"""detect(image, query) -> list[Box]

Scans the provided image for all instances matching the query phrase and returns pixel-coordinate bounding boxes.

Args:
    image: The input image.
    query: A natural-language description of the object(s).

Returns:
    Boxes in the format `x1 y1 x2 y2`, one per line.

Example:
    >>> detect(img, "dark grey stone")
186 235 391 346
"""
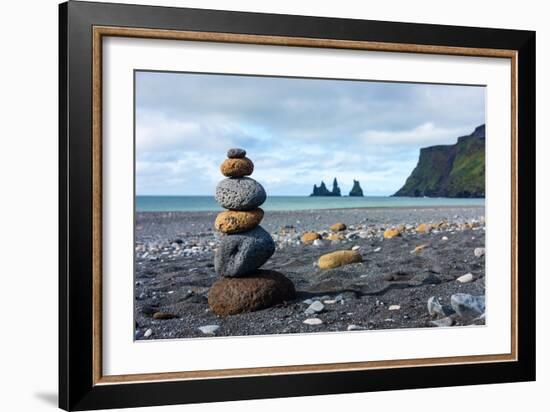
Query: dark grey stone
227 148 246 158
215 177 266 210
215 226 275 277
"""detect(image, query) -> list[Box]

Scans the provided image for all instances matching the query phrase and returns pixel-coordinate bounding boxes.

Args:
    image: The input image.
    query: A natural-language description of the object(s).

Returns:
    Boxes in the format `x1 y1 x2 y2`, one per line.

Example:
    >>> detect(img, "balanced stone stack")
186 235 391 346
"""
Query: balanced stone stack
208 148 295 316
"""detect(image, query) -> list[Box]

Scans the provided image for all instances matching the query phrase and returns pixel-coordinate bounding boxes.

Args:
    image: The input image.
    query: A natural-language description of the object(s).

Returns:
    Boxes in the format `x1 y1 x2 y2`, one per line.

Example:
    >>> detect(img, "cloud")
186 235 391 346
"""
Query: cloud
135 71 485 196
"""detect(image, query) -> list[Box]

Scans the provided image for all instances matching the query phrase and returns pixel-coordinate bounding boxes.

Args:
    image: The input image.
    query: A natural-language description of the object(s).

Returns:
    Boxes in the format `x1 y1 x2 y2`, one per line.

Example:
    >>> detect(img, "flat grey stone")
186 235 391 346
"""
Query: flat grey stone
451 293 485 319
215 177 266 210
214 226 275 277
227 148 246 158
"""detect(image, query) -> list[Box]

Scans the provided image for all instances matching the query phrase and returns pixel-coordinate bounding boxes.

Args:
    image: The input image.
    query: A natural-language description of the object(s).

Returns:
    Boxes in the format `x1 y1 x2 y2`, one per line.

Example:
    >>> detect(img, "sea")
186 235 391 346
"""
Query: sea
136 196 485 212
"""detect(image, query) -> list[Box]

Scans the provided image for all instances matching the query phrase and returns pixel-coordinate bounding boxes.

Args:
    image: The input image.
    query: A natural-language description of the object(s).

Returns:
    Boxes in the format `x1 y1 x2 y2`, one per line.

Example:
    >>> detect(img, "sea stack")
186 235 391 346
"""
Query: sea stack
349 180 364 197
208 148 296 316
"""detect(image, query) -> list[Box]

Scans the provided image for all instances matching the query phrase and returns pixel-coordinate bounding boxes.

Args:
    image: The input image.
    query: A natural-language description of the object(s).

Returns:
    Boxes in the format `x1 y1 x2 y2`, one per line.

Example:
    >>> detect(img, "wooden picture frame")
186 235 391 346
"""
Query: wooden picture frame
59 1 535 410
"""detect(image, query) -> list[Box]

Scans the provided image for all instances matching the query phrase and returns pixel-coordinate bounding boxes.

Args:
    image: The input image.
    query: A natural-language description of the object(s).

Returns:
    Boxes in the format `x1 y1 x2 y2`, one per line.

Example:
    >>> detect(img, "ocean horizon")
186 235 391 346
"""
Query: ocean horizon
136 195 485 212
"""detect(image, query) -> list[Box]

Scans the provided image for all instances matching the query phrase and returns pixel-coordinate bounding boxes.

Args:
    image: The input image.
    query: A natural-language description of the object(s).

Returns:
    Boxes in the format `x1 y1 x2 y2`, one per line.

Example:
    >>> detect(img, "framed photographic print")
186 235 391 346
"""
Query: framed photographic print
59 1 536 410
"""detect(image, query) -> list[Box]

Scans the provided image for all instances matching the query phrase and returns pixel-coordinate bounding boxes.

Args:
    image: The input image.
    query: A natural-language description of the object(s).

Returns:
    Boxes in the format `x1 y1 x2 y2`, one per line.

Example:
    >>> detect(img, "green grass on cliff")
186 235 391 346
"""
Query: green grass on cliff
394 126 485 198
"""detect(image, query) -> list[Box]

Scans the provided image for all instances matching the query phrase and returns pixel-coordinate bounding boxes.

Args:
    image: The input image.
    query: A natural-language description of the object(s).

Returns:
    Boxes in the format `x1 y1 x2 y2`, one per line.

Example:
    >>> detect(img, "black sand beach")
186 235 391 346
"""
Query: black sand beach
135 206 485 340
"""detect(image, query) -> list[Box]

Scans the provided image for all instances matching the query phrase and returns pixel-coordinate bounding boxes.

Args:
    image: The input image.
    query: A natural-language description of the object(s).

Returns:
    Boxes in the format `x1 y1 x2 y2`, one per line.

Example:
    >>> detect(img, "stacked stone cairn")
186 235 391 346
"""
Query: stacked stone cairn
207 148 296 316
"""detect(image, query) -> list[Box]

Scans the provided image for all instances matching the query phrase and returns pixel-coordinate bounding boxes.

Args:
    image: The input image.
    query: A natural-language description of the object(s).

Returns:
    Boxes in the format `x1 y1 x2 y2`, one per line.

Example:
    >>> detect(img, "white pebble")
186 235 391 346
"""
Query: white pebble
442 236 449 241
474 247 486 257
456 273 474 283
198 325 220 335
323 300 337 304
347 324 364 331
144 329 152 338
373 247 382 252
351 245 361 251
303 318 323 325
388 305 401 311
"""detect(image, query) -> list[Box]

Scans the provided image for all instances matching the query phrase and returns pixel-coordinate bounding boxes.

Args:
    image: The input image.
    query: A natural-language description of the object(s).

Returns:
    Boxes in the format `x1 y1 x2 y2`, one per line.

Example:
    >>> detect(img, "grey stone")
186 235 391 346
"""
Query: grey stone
215 177 266 210
214 226 275 277
305 300 325 315
312 239 327 247
227 148 246 158
427 296 444 317
451 293 485 320
198 325 220 335
430 317 455 327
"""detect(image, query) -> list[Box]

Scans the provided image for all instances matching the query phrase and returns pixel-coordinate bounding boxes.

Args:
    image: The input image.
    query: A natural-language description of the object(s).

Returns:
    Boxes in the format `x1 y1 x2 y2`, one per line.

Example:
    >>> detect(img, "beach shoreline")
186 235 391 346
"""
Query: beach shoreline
135 205 486 340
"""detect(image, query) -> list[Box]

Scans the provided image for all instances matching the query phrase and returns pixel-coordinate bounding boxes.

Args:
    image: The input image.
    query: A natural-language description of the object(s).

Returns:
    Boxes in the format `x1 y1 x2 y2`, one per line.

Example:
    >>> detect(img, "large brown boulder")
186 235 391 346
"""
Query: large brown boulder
208 270 296 316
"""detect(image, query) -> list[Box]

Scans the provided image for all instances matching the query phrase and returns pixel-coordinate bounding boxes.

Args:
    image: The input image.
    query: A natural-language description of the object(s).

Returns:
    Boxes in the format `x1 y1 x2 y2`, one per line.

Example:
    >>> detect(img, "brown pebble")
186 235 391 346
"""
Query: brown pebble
329 222 347 232
301 231 321 243
152 312 177 320
318 250 362 269
220 157 254 177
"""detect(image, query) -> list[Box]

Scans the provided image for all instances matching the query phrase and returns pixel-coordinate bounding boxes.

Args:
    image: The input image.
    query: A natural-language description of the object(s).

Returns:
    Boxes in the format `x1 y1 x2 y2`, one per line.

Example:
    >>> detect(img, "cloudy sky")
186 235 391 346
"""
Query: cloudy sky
135 71 485 196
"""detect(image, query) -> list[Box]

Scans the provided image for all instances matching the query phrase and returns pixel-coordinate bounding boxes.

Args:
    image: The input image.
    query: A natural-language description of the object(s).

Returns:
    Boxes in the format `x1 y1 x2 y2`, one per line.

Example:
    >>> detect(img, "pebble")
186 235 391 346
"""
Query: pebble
373 247 382 252
351 245 361 251
323 300 337 304
303 318 323 325
301 231 322 243
143 329 152 338
303 299 314 305
347 324 364 331
431 317 454 327
305 301 325 315
410 244 427 254
442 236 449 241
198 325 220 335
312 239 327 247
227 148 246 158
388 305 401 311
474 247 486 257
330 222 347 232
318 250 362 269
456 273 474 283
427 296 444 317
152 312 177 320
451 293 485 319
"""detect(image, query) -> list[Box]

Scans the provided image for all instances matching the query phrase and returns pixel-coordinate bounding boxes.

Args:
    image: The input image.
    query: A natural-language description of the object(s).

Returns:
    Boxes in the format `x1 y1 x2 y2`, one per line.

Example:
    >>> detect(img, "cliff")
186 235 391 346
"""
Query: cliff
393 125 485 198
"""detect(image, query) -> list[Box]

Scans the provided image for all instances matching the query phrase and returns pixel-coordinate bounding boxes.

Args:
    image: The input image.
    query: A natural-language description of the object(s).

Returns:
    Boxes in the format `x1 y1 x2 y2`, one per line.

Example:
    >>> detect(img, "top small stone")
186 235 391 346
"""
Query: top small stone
227 148 246 159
